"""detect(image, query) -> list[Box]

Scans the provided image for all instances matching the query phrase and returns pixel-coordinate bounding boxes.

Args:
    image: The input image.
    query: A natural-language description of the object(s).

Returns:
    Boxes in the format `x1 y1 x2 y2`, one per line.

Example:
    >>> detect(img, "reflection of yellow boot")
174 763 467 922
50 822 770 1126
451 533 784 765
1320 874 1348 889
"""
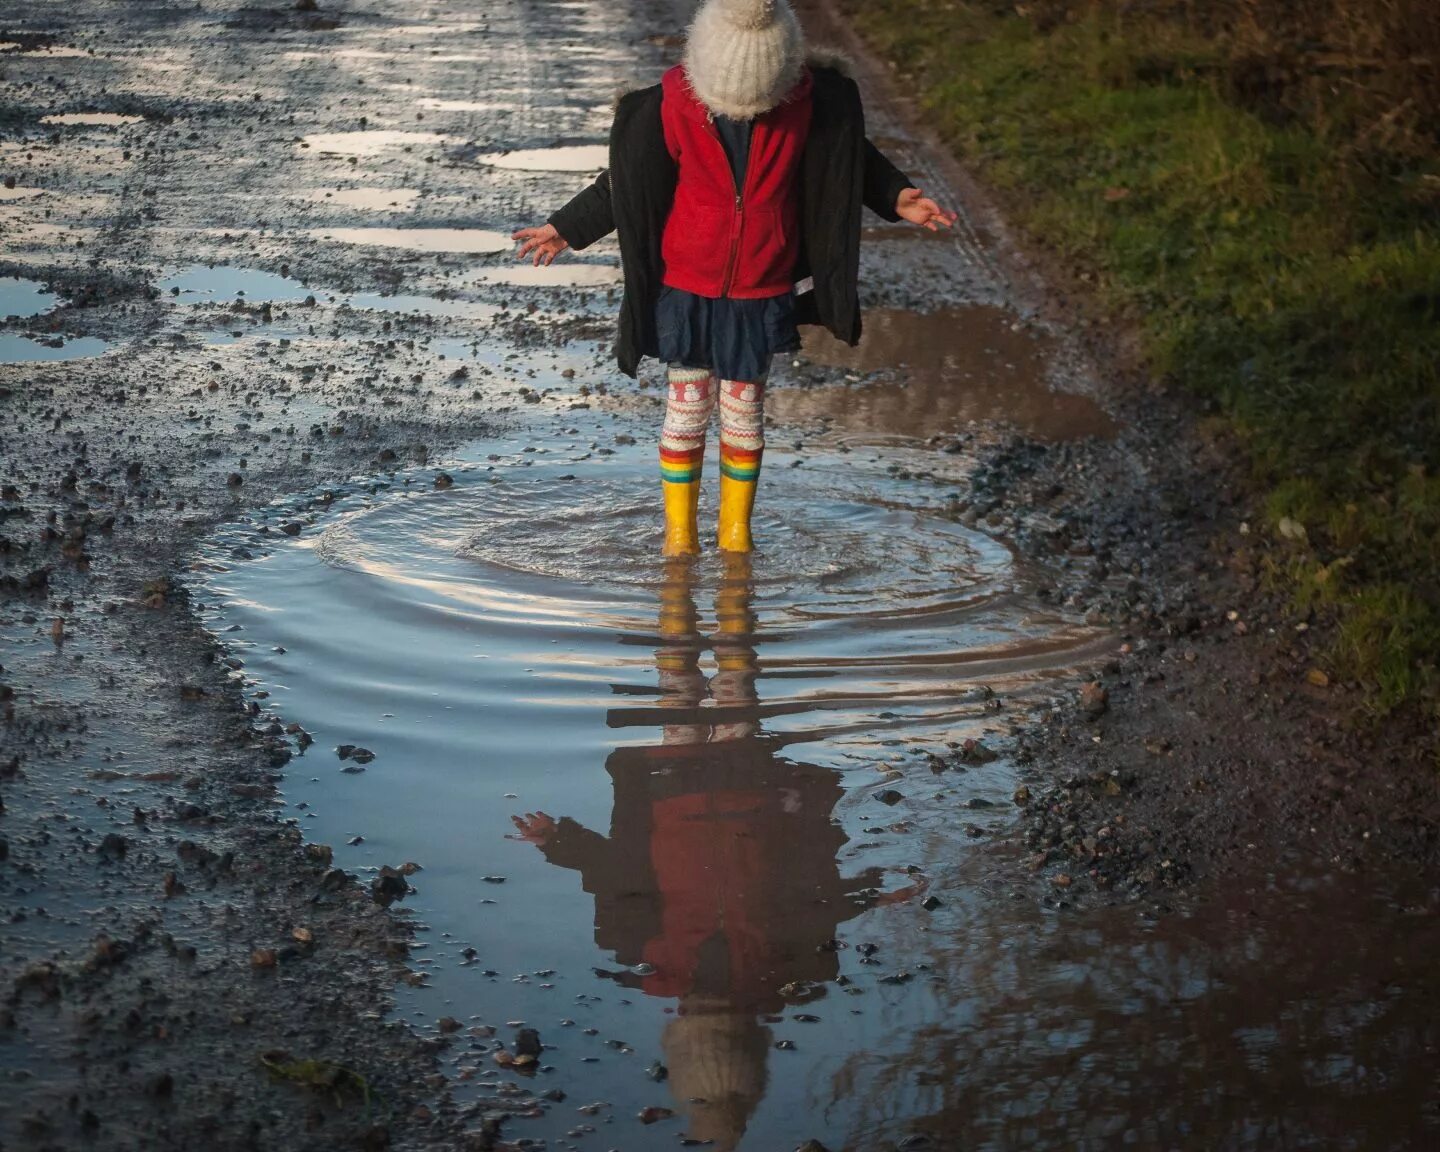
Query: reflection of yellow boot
717 446 760 553
661 478 701 557
711 553 759 741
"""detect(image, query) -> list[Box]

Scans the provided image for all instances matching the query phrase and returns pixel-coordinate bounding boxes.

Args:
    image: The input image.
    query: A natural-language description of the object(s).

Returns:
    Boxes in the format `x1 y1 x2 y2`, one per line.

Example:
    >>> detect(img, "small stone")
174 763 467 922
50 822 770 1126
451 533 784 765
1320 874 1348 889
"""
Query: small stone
639 1106 675 1124
371 872 408 904
1079 682 1108 718
437 1016 462 1034
1013 785 1031 806
1305 668 1329 688
251 948 277 968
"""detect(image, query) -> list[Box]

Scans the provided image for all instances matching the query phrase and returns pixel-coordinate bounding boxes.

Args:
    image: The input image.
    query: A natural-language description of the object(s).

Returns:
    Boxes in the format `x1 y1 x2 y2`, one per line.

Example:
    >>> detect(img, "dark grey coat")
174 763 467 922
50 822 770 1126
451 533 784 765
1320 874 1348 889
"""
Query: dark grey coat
548 64 912 378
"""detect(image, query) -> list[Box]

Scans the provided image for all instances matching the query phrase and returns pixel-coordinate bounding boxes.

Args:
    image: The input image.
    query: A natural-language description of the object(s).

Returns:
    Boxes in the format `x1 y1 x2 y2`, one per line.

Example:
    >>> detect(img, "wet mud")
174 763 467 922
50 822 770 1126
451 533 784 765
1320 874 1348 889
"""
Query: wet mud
3 0 1439 1147
778 304 1115 445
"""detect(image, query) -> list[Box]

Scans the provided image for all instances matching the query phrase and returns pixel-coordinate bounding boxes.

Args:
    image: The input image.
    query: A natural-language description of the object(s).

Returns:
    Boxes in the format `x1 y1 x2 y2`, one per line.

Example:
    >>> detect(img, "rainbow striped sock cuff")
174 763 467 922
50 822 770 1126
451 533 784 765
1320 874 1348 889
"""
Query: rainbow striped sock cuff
660 444 705 484
719 443 762 482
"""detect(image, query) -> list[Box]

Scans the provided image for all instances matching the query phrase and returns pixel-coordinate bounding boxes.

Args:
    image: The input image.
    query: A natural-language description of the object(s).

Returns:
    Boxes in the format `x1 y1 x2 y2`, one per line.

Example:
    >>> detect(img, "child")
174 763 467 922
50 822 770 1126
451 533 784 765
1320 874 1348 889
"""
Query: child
513 0 955 555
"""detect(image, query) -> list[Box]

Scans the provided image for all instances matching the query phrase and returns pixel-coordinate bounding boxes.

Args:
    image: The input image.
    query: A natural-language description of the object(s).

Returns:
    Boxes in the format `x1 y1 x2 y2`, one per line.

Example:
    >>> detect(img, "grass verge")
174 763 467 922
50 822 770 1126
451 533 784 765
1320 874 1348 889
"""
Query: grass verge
840 0 1440 717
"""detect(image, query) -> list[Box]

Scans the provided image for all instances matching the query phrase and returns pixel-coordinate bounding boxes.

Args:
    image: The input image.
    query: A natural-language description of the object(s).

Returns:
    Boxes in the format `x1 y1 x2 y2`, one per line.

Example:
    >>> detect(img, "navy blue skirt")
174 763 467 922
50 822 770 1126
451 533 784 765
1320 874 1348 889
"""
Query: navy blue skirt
653 286 799 382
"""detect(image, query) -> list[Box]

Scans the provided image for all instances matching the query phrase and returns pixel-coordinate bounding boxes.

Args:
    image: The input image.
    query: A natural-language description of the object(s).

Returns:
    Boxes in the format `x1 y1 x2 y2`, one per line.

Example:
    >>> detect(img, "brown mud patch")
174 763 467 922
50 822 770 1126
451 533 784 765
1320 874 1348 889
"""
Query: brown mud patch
772 304 1115 444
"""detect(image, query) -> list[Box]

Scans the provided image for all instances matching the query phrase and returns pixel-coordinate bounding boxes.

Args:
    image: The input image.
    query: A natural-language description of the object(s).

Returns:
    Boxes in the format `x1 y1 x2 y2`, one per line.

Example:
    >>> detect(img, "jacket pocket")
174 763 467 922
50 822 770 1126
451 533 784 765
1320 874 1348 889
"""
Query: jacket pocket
662 205 726 285
738 208 790 290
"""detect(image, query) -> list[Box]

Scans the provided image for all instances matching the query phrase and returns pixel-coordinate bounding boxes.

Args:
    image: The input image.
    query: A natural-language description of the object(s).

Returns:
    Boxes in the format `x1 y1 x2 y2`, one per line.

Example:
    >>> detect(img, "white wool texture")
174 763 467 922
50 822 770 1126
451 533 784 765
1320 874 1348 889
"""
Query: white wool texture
683 0 805 120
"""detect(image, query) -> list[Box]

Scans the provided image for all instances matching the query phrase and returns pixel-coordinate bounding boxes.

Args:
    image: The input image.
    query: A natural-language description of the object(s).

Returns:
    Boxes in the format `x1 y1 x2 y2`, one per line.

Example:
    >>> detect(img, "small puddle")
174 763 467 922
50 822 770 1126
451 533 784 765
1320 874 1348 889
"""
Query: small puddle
299 131 447 156
772 305 1115 444
471 262 623 288
0 276 58 319
305 227 511 254
416 99 519 113
159 265 498 320
40 112 144 126
0 334 110 363
479 144 608 172
303 187 420 211
0 43 91 58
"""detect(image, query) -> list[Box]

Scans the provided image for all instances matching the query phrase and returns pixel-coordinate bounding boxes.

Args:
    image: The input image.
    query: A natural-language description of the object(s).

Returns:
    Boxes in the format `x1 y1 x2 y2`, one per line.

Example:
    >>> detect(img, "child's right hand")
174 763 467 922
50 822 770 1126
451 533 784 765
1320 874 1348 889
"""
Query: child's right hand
512 223 570 265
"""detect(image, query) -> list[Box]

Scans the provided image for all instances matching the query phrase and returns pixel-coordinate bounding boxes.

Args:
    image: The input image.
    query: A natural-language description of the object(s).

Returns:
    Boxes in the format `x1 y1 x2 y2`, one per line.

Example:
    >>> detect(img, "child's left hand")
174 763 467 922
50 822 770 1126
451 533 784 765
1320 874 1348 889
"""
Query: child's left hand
895 188 958 232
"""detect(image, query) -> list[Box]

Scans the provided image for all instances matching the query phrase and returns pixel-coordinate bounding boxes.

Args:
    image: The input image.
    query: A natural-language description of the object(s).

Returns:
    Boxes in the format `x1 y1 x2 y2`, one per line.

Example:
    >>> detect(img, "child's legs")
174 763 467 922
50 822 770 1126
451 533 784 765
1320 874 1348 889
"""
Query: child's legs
659 365 716 484
718 378 765 482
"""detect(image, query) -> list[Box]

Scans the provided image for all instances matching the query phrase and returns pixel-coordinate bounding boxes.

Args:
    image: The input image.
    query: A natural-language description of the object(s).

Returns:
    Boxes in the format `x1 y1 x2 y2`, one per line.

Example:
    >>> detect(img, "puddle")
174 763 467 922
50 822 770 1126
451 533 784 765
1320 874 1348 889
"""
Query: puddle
303 187 420 211
0 276 58 319
0 334 110 362
299 131 447 156
305 227 511 254
415 99 519 113
159 265 498 320
773 305 1116 444
0 43 91 58
39 112 144 126
192 417 1109 1151
470 262 623 288
479 144 609 172
362 23 487 36
840 868 1440 1149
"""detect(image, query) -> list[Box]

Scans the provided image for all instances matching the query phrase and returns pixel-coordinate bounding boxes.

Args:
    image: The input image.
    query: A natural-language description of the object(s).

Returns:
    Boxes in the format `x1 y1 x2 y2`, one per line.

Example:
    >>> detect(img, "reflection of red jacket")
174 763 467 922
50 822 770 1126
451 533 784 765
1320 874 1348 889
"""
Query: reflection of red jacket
539 743 881 1014
659 65 813 299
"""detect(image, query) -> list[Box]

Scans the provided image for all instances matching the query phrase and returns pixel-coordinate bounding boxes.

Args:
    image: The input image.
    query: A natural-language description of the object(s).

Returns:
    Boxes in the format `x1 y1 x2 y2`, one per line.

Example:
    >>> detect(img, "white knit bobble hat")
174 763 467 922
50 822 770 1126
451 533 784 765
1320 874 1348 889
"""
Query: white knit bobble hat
683 0 805 120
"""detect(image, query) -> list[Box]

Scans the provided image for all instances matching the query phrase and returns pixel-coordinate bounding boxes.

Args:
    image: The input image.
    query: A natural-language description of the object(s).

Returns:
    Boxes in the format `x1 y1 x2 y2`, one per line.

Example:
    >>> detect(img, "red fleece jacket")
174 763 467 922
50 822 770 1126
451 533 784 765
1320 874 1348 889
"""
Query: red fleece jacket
658 64 813 300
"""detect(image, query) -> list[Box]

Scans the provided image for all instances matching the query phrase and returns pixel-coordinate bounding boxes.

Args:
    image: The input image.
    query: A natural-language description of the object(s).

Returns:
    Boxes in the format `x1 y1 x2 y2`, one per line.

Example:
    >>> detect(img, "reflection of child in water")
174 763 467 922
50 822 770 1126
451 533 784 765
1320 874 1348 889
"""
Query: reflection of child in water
512 556 924 1149
512 0 954 557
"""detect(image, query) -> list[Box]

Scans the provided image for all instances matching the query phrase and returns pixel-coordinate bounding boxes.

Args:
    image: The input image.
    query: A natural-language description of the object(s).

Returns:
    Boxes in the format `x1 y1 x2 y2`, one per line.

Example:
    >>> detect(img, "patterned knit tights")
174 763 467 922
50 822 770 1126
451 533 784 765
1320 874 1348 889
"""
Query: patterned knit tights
659 366 765 484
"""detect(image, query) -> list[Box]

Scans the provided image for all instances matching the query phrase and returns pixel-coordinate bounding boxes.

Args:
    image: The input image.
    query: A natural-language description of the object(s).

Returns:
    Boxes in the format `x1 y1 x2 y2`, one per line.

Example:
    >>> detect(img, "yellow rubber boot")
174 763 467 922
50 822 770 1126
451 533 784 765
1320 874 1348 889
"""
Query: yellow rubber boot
716 450 759 552
661 478 701 557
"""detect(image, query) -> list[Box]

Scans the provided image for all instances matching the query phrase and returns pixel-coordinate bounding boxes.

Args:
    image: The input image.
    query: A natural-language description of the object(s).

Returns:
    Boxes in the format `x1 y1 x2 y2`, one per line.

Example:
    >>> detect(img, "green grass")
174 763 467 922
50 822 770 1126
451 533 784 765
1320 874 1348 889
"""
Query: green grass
841 1 1440 717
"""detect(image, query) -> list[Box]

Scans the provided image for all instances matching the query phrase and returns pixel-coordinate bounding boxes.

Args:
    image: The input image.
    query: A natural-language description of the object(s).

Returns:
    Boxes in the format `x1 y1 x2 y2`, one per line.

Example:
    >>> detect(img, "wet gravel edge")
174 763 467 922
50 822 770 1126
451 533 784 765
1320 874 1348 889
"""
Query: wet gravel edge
942 302 1440 913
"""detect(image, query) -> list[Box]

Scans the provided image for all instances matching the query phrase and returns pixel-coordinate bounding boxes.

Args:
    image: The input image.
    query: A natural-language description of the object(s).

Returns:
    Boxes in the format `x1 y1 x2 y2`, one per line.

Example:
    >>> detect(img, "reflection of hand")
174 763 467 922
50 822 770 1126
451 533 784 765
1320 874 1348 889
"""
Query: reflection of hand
509 811 557 845
874 873 930 907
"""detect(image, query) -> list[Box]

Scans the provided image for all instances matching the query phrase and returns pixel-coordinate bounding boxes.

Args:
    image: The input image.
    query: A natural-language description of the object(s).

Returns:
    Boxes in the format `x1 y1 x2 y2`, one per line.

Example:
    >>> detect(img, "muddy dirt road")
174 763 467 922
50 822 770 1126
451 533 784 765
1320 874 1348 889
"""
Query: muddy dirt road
4 0 1440 1149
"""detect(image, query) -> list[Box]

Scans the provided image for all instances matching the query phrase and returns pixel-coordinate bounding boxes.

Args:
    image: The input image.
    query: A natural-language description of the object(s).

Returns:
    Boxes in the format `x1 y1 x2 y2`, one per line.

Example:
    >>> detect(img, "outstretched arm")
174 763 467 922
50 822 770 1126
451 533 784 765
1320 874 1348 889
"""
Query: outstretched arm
513 169 616 264
509 811 611 873
862 139 957 231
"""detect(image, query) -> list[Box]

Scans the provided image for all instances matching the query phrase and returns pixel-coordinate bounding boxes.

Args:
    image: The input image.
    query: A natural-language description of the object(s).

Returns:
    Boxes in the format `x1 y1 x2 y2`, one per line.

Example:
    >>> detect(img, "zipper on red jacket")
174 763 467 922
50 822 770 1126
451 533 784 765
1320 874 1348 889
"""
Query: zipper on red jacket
709 111 749 298
720 192 743 296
